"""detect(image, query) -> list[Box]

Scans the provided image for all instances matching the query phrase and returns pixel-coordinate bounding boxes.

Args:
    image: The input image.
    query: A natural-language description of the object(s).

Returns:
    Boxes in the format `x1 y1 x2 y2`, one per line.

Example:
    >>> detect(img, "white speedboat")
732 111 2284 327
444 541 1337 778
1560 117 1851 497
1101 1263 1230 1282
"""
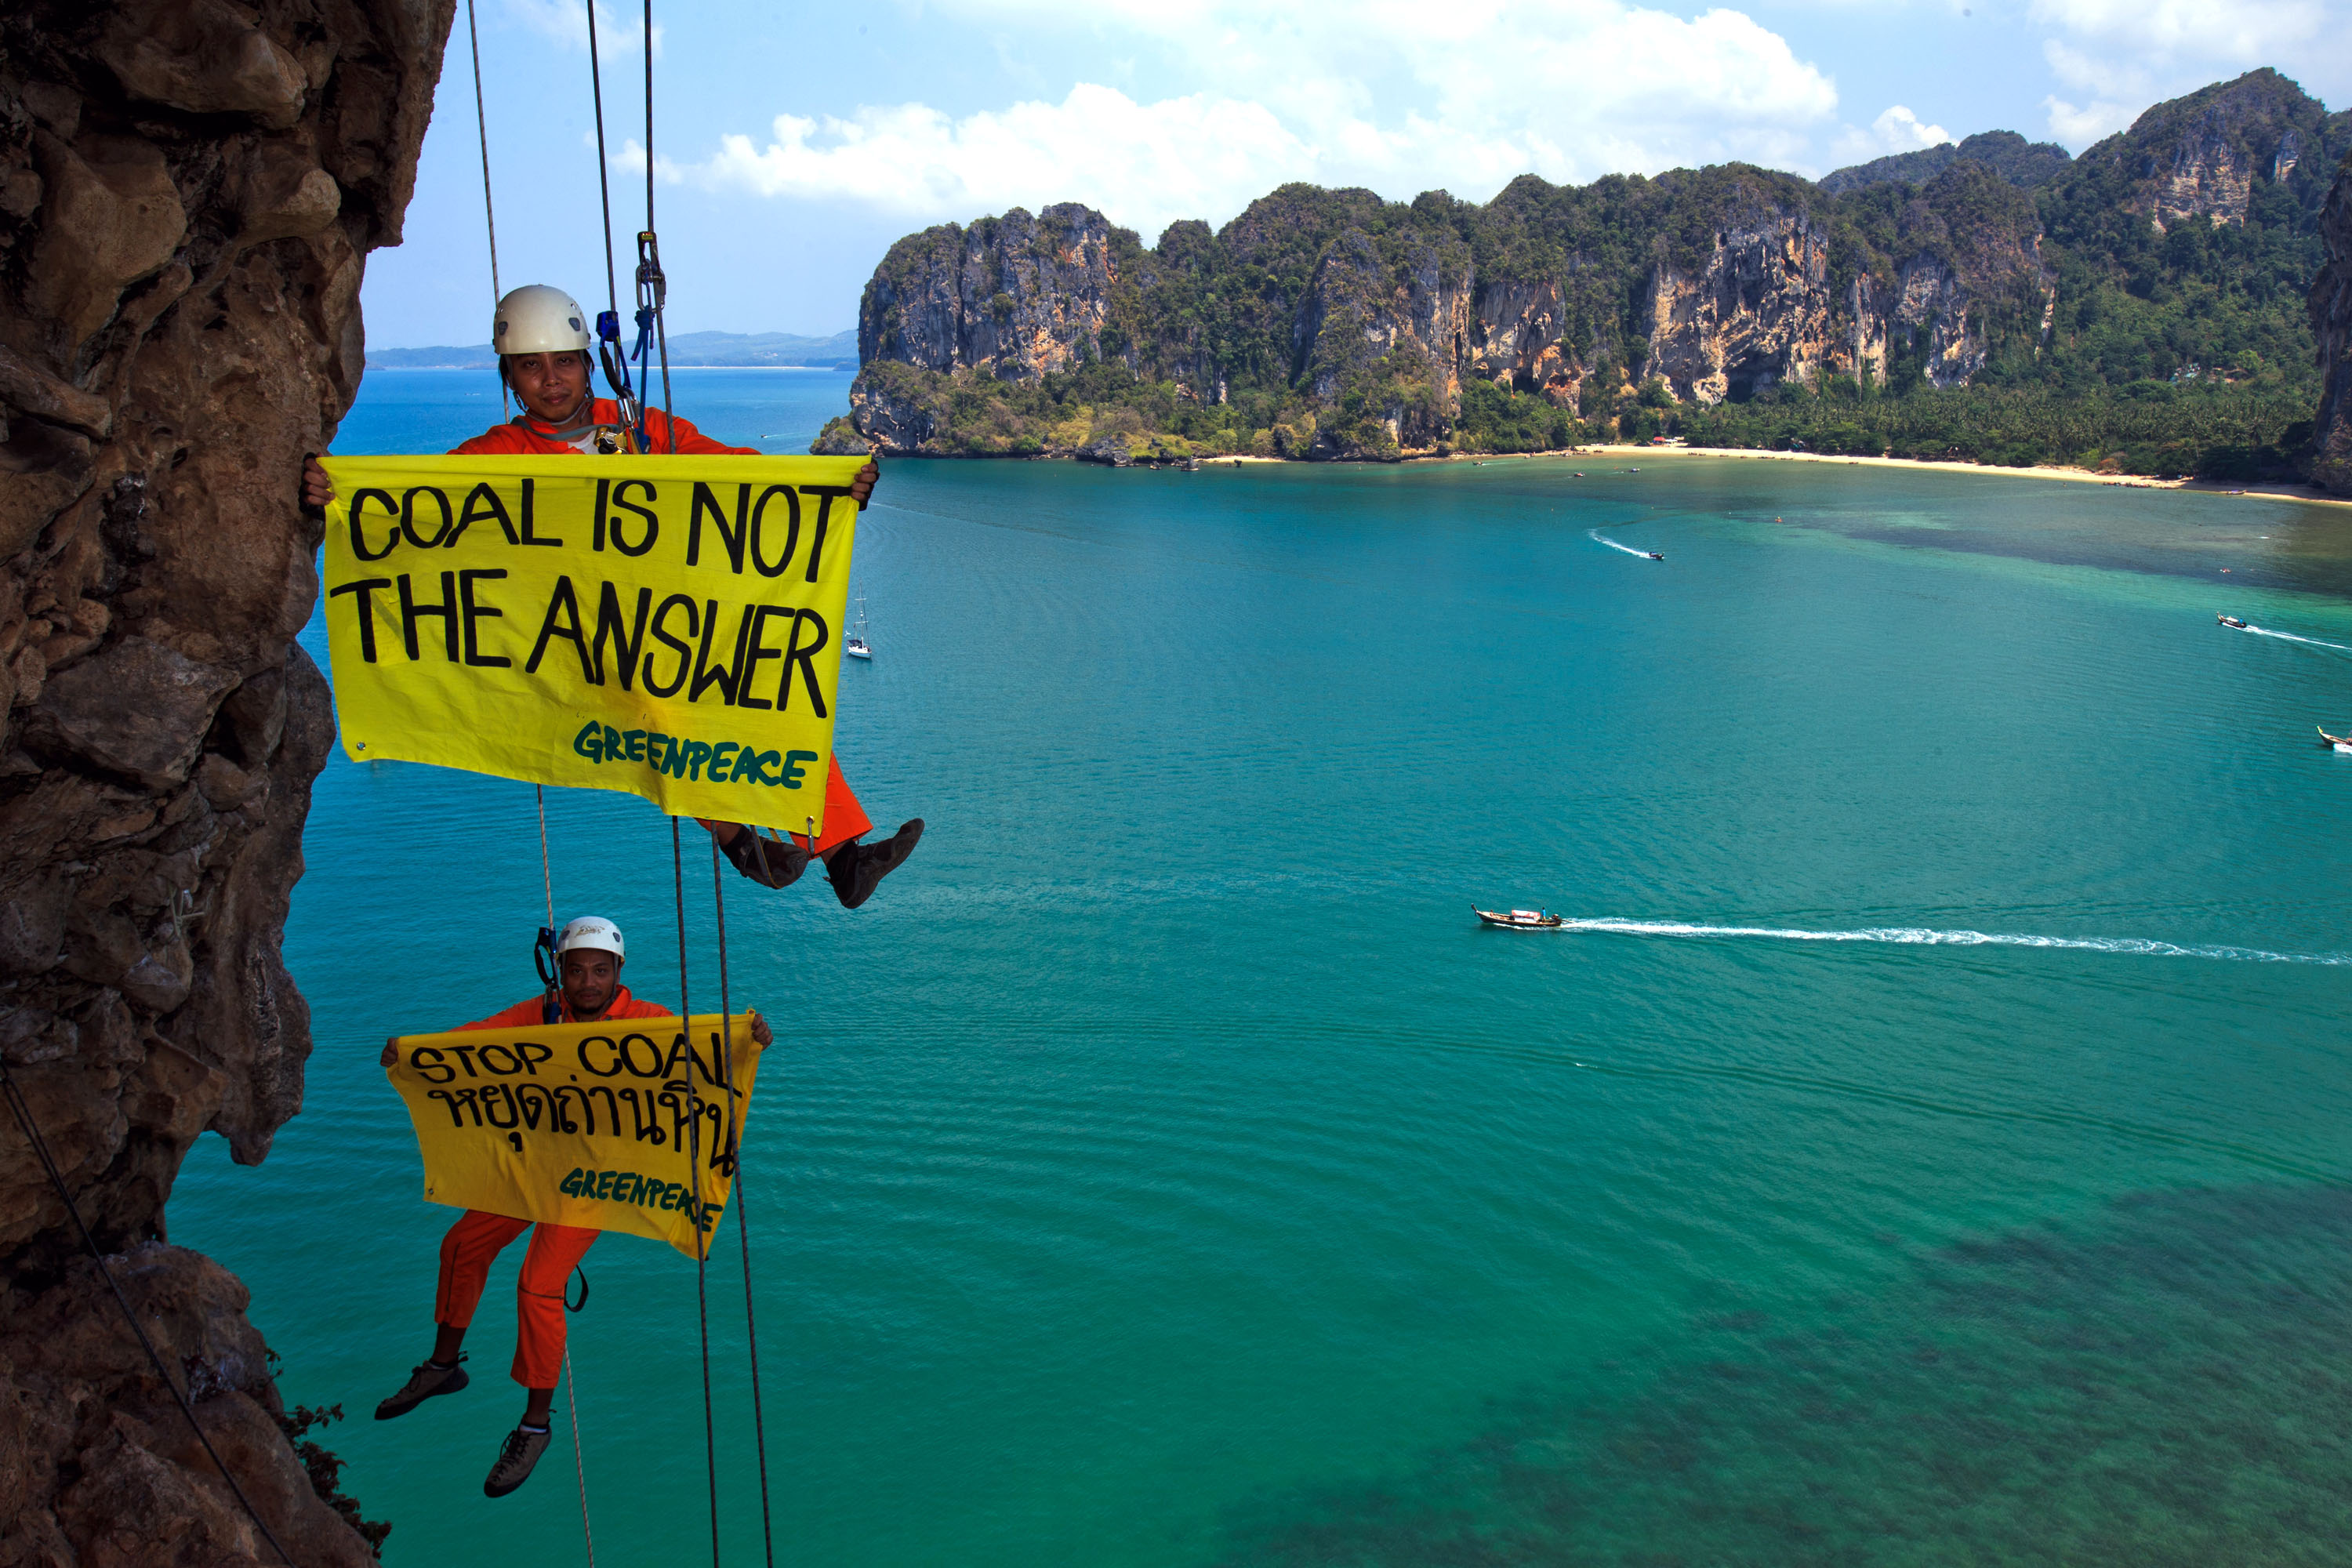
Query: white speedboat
1474 906 1564 929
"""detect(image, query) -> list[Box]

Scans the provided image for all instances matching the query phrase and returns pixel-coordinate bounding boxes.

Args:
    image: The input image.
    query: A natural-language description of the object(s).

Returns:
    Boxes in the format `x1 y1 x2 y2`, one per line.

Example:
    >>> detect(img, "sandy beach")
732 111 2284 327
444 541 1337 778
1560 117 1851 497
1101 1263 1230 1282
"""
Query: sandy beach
1470 442 2352 510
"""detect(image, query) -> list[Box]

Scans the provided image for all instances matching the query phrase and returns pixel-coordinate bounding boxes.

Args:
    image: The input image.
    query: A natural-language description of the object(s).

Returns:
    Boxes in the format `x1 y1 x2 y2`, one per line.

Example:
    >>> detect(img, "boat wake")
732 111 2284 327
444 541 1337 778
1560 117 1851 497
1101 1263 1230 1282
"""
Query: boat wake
1588 529 1654 558
1543 917 2351 966
2242 625 2352 652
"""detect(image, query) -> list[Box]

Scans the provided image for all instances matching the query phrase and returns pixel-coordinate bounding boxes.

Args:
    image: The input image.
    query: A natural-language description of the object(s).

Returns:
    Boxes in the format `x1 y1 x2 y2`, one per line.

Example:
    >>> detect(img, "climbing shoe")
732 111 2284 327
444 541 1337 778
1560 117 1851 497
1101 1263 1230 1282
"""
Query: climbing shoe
721 826 810 889
374 1356 468 1420
828 818 924 909
484 1423 552 1497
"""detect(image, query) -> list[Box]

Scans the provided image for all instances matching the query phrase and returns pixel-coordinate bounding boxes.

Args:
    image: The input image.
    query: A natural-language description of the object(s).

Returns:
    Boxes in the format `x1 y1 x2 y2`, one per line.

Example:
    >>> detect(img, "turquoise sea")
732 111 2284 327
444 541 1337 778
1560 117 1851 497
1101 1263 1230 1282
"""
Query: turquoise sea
174 370 2352 1564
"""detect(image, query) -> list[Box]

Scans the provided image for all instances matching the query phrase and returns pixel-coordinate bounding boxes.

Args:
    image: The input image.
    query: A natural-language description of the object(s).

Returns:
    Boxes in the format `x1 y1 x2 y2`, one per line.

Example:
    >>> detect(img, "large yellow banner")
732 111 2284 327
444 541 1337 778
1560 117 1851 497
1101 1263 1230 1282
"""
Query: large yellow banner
386 1014 764 1258
321 455 863 829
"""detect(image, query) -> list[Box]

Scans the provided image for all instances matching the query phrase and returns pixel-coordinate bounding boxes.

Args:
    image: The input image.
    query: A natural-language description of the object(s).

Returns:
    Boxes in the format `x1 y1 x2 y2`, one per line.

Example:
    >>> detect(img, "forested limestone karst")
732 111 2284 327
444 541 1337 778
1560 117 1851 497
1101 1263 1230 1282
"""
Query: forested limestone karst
2307 147 2352 490
823 69 2350 470
0 2 454 1561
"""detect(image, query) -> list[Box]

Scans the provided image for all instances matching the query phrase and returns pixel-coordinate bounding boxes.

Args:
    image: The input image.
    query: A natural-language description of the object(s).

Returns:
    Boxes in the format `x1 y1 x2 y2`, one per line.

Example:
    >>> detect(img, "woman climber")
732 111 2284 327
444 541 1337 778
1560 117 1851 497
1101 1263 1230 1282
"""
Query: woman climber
373 916 769 1497
302 283 921 906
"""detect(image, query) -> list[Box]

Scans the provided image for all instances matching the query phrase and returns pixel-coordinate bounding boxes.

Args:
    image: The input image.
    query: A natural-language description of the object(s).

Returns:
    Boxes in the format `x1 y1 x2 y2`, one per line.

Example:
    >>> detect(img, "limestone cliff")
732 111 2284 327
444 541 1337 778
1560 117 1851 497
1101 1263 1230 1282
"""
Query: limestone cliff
832 67 2345 463
839 164 2050 458
0 2 452 1561
2308 152 2352 491
2071 68 2352 230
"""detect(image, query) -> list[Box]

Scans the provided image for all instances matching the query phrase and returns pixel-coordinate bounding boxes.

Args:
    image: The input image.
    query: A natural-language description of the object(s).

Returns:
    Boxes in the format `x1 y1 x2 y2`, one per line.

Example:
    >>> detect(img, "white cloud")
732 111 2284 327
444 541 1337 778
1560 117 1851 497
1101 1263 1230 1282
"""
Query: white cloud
670 86 1312 241
660 0 1840 233
2043 96 2140 143
1876 105 1955 149
1827 103 1955 165
2027 0 2322 64
2027 0 2346 146
504 0 659 56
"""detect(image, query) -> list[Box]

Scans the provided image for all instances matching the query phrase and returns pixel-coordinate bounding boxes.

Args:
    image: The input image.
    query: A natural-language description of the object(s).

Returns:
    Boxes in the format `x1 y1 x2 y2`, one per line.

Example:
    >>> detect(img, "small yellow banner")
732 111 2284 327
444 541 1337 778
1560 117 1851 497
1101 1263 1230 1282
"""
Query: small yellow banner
320 454 863 830
386 1014 764 1258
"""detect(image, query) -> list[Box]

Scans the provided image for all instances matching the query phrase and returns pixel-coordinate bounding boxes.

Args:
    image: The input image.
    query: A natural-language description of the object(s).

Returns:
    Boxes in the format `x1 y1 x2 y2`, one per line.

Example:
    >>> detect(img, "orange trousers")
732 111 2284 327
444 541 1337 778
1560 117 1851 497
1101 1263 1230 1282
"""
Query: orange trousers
807 755 872 855
435 1210 597 1389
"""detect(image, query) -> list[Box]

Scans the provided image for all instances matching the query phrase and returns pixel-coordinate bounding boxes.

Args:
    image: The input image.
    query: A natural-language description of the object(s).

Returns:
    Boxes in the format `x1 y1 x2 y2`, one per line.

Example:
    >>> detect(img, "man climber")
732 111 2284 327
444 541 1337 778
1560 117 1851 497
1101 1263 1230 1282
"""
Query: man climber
374 916 772 1497
302 283 920 906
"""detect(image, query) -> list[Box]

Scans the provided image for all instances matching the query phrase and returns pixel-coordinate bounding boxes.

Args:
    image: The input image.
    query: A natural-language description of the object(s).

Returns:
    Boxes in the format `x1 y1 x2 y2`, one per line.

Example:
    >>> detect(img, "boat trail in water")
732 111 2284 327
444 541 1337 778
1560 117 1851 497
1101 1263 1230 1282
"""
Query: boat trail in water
2240 624 2352 652
1526 917 2352 966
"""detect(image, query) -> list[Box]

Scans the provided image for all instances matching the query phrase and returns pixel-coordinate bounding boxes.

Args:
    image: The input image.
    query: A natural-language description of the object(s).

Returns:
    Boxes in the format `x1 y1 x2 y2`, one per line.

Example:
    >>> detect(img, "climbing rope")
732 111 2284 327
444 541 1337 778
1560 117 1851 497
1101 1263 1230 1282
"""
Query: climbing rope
673 820 723 1566
710 841 779 1568
639 0 676 450
584 0 620 324
0 1062 298 1566
535 784 598 1567
463 0 509 419
583 0 646 448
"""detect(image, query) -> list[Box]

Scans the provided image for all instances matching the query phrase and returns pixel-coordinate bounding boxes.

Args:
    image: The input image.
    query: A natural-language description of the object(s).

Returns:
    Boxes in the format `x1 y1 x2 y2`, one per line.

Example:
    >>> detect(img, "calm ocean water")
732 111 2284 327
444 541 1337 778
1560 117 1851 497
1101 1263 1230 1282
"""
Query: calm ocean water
172 370 2352 1564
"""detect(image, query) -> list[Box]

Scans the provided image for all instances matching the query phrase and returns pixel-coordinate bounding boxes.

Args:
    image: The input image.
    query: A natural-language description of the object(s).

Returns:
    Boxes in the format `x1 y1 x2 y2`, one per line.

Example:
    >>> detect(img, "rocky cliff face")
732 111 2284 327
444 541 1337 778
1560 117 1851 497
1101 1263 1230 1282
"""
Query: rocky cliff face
2308 154 2352 491
1639 211 1849 403
1289 219 1472 454
0 2 452 1560
834 68 2347 464
857 202 1131 382
2073 68 2352 230
838 152 2063 459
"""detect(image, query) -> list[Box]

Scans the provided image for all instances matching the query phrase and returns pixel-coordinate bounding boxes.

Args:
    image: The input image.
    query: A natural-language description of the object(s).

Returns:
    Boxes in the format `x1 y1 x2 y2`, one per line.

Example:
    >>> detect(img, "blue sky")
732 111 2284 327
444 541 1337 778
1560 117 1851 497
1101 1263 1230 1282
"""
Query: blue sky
361 0 2352 346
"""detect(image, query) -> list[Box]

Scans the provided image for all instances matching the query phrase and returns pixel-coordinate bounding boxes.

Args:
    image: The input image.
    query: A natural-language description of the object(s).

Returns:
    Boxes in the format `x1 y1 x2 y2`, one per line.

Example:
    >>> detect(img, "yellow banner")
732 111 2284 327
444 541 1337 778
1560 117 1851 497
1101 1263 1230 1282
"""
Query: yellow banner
320 455 863 829
386 1014 764 1258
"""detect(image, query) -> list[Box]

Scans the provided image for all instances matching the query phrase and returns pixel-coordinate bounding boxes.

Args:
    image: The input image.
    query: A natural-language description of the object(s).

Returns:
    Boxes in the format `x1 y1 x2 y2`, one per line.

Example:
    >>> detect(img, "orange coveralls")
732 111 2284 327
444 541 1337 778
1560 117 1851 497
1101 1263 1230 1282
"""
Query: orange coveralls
451 401 871 851
435 983 673 1388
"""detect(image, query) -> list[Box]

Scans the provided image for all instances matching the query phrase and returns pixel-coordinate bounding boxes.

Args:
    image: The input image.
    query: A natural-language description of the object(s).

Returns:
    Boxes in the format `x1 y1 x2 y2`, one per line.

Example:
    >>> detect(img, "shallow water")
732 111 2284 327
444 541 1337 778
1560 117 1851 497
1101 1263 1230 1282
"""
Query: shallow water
172 374 2352 1564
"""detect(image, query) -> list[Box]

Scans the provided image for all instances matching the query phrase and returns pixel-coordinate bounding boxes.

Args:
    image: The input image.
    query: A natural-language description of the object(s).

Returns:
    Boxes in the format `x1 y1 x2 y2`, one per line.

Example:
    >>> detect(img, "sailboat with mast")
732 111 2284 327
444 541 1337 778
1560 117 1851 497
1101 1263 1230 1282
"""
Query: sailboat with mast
845 595 873 660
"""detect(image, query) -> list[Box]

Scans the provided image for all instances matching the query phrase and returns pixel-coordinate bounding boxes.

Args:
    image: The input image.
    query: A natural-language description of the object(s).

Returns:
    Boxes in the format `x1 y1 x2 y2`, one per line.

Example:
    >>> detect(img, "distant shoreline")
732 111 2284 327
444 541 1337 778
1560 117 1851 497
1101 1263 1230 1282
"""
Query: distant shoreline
1403 442 2352 509
973 442 2344 506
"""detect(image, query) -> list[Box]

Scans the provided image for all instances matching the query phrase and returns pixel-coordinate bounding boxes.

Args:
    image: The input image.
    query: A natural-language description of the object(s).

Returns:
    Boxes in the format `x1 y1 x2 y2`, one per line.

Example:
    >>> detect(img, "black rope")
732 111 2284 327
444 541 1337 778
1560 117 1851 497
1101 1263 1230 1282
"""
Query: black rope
641 0 655 238
674 819 721 1566
465 0 508 419
585 0 619 321
641 0 676 451
710 840 778 1567
0 1062 297 1566
466 0 501 302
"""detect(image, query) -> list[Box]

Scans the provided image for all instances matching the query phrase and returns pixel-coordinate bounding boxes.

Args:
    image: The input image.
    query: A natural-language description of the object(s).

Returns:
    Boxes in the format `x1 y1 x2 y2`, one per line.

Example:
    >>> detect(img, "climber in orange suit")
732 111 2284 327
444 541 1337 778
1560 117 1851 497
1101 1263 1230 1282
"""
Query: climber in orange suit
372 915 774 1497
302 282 921 906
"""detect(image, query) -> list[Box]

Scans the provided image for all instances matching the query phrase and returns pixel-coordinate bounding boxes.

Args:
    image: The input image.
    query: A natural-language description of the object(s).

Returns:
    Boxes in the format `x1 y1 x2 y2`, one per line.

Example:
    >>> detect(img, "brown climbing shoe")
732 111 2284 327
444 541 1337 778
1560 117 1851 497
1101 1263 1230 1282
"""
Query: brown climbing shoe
829 818 924 909
375 1356 468 1420
484 1423 552 1497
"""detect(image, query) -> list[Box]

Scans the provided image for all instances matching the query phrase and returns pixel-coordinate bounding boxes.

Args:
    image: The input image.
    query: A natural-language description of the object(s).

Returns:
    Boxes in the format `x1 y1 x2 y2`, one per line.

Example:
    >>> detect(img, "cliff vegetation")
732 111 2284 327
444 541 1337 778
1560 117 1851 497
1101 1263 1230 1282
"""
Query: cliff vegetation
821 68 2348 481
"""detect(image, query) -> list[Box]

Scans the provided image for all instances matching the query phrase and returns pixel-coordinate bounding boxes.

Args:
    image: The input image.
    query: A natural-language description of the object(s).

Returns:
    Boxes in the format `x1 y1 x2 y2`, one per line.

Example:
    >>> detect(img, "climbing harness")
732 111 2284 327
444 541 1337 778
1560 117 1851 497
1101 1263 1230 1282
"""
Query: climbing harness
0 1061 298 1567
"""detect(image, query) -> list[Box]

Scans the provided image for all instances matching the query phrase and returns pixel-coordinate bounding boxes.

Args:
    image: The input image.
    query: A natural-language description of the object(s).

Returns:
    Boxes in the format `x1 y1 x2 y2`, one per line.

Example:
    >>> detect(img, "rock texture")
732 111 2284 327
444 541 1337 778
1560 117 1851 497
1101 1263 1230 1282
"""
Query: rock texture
843 166 2051 457
2072 68 2351 231
2308 151 2352 491
837 67 2349 463
0 1 453 1559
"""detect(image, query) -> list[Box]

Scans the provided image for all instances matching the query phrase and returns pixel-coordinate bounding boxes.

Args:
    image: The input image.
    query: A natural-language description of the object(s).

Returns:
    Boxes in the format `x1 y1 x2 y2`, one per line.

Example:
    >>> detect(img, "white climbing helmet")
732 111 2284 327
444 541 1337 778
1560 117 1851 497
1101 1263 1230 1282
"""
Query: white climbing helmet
492 284 593 356
554 916 625 964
